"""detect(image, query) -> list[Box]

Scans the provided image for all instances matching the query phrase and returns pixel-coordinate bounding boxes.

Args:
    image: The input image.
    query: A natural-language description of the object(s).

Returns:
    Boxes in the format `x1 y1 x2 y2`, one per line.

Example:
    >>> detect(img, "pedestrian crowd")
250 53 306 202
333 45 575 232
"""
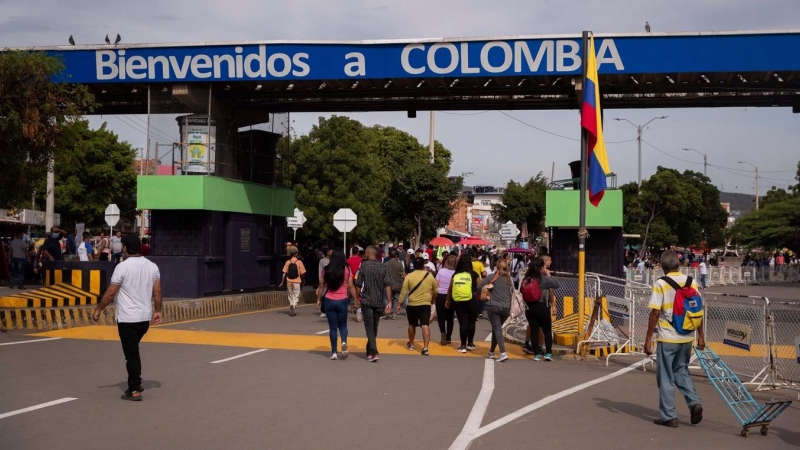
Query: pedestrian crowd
282 240 558 363
2 227 148 289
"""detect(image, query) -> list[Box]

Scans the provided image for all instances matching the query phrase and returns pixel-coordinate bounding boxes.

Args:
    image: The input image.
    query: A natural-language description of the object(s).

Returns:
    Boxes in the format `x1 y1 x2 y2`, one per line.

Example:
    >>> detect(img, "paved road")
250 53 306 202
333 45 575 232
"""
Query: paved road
2 304 799 449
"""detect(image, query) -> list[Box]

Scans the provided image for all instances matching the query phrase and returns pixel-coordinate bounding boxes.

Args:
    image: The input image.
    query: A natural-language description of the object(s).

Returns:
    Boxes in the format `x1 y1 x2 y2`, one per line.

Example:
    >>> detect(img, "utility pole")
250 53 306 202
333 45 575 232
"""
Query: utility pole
45 156 55 230
682 148 707 176
738 161 759 211
613 116 668 188
428 111 435 164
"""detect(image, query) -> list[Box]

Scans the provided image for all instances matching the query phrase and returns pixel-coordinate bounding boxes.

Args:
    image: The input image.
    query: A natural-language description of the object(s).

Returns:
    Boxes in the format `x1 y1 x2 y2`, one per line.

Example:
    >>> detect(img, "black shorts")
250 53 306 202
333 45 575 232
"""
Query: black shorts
406 305 431 327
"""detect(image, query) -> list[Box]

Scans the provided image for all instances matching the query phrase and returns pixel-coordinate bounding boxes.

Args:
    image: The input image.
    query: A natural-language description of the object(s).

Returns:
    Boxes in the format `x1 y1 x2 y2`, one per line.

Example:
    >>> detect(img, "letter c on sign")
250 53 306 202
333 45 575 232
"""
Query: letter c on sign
401 44 425 75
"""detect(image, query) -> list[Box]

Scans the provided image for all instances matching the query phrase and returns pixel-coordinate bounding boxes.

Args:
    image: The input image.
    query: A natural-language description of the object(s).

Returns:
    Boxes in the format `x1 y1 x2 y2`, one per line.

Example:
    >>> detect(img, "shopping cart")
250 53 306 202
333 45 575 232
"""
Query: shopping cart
694 346 792 437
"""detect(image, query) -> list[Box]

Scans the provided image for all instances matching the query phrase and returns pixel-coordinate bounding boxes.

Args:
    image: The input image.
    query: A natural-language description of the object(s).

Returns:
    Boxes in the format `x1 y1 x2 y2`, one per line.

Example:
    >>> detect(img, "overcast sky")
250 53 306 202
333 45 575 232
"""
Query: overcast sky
3 0 799 194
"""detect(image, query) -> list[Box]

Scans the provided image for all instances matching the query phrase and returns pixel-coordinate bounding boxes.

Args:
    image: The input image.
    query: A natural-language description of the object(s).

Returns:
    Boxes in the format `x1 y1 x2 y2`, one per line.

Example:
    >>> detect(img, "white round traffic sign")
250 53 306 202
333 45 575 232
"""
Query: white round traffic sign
333 208 357 233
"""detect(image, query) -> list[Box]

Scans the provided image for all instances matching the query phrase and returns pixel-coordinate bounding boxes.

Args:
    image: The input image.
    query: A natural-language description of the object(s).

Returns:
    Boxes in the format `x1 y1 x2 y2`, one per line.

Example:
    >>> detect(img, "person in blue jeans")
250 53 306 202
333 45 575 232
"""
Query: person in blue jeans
645 250 705 428
316 249 357 360
9 232 30 289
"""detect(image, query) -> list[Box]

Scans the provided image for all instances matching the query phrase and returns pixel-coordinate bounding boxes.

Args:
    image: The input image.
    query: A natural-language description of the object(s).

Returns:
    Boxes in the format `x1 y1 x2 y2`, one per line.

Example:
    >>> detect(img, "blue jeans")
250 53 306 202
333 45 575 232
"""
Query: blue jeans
10 257 26 287
323 298 348 353
656 342 701 421
699 274 706 288
112 252 123 264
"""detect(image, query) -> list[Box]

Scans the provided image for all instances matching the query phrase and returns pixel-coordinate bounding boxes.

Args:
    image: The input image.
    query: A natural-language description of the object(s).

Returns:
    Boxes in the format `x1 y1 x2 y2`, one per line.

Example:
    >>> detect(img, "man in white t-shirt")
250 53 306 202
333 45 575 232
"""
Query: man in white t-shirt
110 231 124 264
698 260 708 288
93 234 162 401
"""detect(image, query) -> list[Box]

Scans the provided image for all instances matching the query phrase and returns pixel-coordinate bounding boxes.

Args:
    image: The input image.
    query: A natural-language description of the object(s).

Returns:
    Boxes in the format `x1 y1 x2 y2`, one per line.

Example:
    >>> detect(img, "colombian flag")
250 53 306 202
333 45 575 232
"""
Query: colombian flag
580 34 610 207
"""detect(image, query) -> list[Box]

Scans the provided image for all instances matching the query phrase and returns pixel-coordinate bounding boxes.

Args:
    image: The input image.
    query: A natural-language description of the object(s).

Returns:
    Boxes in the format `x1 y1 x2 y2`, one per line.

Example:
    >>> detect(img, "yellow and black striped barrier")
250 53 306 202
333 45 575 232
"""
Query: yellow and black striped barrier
0 289 315 331
43 265 107 295
0 283 98 308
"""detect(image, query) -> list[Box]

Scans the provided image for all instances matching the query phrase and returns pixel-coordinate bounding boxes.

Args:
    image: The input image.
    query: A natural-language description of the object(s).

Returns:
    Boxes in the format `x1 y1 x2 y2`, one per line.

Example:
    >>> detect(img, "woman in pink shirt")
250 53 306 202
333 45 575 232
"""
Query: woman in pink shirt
316 249 357 360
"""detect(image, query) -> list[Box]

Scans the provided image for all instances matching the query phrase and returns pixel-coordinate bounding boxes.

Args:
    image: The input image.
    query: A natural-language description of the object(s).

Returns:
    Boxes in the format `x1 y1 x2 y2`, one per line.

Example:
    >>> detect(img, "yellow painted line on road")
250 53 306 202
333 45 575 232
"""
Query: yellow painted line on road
35 326 528 359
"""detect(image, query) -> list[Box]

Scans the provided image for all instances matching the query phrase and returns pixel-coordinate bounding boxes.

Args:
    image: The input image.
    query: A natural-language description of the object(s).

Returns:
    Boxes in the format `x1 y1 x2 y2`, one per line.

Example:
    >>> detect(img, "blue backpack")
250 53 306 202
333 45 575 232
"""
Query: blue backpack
660 276 704 335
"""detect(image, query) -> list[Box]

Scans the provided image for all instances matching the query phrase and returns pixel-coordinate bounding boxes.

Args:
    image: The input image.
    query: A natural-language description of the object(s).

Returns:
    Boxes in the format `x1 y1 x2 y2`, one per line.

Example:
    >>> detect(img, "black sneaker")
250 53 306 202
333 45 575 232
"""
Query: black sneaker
421 348 429 356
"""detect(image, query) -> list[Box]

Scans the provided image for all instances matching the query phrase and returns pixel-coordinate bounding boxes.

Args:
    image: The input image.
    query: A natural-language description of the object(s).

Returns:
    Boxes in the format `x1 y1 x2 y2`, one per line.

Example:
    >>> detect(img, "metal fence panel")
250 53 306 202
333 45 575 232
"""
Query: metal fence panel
702 293 770 384
768 301 800 390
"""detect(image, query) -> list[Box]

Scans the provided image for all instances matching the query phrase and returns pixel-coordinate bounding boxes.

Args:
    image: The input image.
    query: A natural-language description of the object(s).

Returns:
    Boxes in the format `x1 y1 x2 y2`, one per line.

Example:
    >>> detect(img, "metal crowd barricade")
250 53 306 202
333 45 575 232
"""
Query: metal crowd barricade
578 273 632 354
606 279 653 368
702 293 773 389
766 301 800 394
708 267 721 287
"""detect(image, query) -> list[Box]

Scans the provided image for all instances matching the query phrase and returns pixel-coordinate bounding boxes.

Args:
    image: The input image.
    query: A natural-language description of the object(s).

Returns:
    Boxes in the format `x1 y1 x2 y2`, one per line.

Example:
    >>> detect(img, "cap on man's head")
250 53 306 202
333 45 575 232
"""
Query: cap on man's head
422 253 430 260
407 249 414 254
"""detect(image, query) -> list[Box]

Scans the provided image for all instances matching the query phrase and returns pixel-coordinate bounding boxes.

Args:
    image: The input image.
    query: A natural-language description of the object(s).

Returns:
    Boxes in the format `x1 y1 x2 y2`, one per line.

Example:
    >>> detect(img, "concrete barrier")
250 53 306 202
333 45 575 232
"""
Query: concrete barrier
0 289 315 331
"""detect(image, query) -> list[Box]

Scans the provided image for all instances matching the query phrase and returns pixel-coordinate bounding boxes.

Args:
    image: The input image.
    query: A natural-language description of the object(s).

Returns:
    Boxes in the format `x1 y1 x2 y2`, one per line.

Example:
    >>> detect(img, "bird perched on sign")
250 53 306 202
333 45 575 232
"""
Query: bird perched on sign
68 35 75 45
105 34 111 44
115 34 121 45
645 21 651 32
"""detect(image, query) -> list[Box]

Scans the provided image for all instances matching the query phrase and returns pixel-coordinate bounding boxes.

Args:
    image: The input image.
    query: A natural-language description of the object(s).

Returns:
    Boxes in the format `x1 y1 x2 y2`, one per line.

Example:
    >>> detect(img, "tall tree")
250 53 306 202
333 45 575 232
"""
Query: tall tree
674 170 728 249
491 174 548 240
289 116 389 243
383 154 461 248
731 196 800 252
623 167 703 251
36 120 138 230
289 116 460 246
0 50 94 208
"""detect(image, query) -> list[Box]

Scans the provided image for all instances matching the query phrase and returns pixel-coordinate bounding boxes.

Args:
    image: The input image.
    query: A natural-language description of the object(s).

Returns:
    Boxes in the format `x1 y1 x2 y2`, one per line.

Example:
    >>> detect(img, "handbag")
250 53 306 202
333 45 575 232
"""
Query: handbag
403 272 430 308
510 288 525 319
480 272 500 301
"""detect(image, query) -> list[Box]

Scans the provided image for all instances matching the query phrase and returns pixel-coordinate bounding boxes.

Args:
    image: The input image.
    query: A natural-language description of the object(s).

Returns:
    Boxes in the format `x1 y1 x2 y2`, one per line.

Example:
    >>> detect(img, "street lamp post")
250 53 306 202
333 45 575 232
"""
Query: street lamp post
682 148 707 176
738 161 759 211
613 116 668 188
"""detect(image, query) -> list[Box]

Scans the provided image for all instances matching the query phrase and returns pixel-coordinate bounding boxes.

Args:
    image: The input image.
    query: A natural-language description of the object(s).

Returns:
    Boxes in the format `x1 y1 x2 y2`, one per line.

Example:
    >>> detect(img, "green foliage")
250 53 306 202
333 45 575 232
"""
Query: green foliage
491 175 547 237
732 196 800 252
0 50 94 208
761 187 792 208
289 116 460 245
731 160 800 251
36 120 138 229
622 167 724 251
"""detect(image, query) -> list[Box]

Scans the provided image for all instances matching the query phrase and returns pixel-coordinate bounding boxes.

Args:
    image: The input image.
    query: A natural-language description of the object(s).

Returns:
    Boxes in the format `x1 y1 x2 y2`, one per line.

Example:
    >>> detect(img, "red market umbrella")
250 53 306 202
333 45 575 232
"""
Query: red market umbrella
429 236 455 247
459 236 490 246
505 247 533 254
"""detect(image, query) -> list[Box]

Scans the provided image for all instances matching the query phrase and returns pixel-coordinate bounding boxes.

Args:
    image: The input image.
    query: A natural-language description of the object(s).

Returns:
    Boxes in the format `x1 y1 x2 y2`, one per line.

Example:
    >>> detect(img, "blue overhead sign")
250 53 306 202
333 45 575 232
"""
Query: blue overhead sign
44 32 800 84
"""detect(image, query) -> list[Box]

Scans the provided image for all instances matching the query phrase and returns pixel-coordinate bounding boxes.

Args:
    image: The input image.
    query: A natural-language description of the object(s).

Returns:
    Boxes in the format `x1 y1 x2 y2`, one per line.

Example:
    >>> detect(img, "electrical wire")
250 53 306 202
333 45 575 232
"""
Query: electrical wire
641 139 703 165
496 111 637 144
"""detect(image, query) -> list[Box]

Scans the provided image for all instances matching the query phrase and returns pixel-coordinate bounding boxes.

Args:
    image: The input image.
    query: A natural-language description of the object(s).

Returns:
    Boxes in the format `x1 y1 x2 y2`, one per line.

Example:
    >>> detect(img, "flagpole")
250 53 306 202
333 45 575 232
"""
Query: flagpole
577 30 589 354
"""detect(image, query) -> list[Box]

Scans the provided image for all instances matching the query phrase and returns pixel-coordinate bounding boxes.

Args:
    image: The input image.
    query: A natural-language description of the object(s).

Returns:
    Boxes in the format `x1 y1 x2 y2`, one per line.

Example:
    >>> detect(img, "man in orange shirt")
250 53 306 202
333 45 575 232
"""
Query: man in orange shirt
279 248 306 316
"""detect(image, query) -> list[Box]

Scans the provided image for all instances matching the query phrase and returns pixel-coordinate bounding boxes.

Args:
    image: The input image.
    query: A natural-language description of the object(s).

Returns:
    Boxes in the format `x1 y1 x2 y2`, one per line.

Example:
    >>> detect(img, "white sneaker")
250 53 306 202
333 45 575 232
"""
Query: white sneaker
329 353 338 360
496 353 509 363
486 352 495 359
356 310 363 323
320 313 327 318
